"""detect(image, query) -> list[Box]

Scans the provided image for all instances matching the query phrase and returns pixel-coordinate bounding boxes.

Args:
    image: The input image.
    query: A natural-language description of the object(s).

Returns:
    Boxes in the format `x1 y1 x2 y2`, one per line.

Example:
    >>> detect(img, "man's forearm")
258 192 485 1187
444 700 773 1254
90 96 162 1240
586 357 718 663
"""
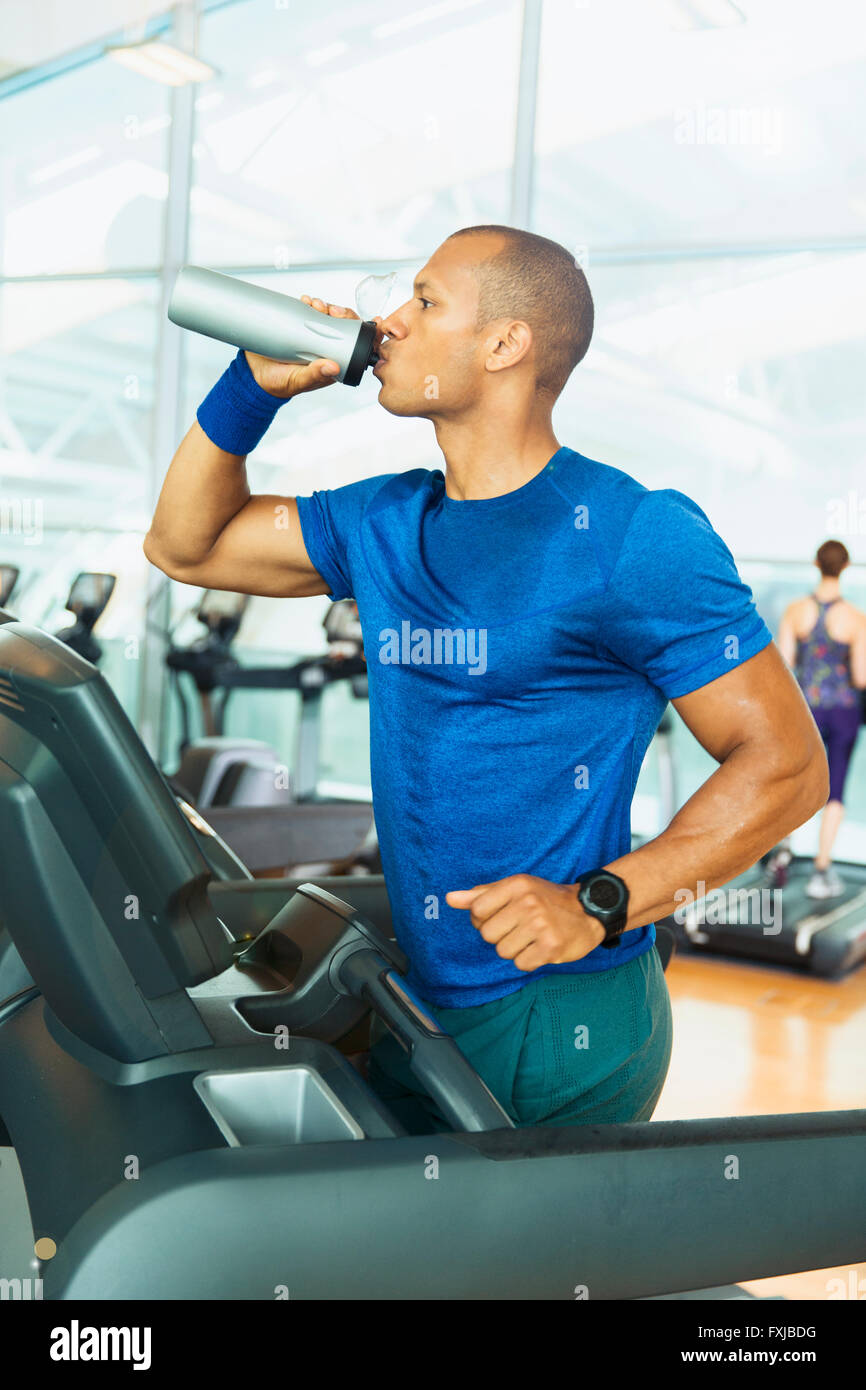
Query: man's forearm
145 422 251 567
600 743 828 932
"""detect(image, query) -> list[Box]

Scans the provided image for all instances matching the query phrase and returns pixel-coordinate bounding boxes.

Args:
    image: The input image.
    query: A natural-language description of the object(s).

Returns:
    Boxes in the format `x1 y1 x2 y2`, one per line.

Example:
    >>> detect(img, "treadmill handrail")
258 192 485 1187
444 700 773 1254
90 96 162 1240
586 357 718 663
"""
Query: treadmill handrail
334 945 516 1133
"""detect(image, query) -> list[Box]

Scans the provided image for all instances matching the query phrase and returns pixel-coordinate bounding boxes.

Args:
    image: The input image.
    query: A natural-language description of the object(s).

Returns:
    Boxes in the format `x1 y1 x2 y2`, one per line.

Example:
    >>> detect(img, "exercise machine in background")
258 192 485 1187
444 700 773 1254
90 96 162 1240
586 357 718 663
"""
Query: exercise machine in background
657 709 866 977
165 591 368 806
53 571 116 665
0 568 115 661
0 580 376 884
170 588 250 743
662 854 866 977
164 588 290 811
163 590 379 877
0 566 19 609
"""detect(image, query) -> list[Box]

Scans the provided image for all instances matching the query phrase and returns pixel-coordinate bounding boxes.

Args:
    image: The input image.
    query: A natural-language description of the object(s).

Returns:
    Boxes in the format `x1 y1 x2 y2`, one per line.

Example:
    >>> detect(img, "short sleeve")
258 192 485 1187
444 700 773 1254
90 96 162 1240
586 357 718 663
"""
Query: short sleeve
597 488 773 699
295 474 394 602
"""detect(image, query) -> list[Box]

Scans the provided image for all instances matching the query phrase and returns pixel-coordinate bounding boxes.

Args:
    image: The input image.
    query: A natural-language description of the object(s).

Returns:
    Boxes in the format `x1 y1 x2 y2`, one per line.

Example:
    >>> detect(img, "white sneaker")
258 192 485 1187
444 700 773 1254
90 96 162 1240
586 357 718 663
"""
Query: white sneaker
806 868 845 900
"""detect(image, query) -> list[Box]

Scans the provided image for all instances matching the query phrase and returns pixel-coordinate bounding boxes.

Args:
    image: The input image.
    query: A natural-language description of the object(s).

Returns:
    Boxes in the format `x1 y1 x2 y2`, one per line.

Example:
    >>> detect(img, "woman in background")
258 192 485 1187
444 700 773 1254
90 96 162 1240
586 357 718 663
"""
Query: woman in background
777 540 866 898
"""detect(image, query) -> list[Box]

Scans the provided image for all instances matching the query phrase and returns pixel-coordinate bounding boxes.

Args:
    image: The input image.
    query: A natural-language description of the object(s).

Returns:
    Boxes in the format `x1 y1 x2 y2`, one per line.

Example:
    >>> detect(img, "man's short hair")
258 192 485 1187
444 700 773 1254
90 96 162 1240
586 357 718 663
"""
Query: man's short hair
447 225 594 399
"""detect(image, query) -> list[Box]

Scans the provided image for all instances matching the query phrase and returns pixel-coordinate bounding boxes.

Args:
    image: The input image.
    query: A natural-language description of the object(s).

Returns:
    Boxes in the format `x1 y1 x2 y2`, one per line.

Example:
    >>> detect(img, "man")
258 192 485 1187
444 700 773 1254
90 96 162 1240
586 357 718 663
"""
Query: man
776 539 866 897
144 225 829 1135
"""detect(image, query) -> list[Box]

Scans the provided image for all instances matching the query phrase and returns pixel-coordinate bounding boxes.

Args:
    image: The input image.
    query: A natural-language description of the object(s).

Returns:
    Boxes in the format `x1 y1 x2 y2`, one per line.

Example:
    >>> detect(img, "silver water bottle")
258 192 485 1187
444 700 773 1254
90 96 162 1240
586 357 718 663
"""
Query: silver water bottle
167 265 380 386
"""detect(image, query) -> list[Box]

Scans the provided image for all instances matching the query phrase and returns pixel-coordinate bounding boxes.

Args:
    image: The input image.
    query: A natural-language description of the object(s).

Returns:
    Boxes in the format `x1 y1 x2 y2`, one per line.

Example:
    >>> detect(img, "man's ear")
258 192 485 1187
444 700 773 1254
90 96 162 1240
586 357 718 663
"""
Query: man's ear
485 320 533 373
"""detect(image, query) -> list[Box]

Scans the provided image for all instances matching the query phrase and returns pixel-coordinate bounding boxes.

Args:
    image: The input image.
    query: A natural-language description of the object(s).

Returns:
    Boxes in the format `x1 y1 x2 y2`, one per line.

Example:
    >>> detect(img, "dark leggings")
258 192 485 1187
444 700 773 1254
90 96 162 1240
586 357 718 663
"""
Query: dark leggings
810 704 861 803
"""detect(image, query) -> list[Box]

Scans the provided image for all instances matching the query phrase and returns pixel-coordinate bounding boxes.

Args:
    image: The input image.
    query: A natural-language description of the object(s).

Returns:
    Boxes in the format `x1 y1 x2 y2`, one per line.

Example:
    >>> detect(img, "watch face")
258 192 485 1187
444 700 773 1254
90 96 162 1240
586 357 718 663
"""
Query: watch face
588 876 623 912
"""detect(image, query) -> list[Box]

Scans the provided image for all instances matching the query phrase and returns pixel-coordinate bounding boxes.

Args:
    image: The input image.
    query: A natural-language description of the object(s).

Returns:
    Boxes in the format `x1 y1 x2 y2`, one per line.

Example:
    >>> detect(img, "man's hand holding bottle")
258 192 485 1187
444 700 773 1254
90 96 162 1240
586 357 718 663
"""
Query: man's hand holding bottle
243 296 385 399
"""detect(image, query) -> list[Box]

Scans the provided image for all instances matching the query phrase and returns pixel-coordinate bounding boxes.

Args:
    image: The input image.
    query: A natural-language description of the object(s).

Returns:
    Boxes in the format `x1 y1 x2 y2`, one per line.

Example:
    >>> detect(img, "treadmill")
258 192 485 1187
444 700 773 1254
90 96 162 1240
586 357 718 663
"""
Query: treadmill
661 858 866 977
654 706 866 977
0 611 864 1299
164 590 378 875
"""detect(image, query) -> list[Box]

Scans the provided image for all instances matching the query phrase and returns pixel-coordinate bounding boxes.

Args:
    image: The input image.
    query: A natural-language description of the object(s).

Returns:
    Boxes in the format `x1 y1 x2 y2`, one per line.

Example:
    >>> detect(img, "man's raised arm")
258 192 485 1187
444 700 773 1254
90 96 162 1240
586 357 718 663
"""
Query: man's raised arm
143 419 329 599
144 297 380 598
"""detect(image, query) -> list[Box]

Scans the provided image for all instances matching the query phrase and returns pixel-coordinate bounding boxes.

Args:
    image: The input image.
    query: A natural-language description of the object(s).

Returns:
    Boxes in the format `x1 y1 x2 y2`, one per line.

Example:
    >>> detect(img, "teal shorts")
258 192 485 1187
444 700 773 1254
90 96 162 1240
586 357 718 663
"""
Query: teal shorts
367 945 673 1134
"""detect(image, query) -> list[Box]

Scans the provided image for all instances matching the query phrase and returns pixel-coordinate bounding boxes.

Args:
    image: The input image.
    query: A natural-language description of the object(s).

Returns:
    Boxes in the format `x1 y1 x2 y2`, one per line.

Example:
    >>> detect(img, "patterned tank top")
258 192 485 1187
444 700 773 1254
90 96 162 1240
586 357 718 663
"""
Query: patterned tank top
795 596 858 709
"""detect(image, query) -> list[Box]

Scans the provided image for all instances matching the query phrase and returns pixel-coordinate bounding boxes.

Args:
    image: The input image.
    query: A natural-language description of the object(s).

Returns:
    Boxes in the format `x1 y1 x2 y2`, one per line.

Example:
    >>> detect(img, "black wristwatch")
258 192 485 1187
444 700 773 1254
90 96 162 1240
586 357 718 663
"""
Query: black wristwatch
576 869 630 949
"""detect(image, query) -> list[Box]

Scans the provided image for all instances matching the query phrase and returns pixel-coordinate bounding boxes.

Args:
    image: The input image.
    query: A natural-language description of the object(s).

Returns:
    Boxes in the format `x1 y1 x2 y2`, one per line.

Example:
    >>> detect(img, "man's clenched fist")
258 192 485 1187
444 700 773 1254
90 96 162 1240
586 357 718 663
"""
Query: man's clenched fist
445 874 606 973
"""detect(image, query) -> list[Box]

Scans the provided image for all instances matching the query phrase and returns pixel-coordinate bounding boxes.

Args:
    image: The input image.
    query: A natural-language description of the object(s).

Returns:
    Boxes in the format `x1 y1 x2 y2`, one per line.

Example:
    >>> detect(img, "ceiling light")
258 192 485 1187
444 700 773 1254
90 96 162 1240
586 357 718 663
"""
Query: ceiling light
105 40 216 87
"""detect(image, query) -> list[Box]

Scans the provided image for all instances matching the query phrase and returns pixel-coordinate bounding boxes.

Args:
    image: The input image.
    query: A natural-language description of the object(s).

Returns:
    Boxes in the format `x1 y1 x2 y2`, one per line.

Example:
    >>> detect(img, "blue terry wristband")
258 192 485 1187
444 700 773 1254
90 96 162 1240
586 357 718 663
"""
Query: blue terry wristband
196 349 289 455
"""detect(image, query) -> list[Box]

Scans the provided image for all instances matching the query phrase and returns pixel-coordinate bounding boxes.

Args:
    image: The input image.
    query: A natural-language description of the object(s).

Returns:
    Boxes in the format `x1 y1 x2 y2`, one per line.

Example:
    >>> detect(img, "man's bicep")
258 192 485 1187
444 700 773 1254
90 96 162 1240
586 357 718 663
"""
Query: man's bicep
670 642 822 771
157 495 332 598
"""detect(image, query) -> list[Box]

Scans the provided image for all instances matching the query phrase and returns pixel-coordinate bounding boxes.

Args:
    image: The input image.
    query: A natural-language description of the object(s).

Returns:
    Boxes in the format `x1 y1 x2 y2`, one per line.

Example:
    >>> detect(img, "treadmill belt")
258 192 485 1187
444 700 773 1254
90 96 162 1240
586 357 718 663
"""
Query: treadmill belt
661 860 866 977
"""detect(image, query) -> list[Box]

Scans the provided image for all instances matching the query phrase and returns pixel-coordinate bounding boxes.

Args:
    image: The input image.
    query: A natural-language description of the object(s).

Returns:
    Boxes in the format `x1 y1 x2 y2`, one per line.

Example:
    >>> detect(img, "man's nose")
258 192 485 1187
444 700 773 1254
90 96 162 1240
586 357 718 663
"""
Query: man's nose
371 320 398 358
377 305 409 339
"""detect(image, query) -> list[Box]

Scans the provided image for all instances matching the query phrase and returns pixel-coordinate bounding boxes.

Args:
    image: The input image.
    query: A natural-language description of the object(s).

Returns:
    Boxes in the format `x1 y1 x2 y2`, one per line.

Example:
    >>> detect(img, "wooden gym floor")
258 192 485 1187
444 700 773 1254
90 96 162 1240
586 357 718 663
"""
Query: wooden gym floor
654 948 866 1299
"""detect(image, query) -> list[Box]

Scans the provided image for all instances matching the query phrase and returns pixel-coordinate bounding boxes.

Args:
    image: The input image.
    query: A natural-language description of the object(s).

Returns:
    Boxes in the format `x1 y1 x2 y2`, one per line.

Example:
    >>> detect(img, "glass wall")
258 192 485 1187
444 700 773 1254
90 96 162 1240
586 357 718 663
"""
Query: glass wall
535 0 866 246
190 0 523 266
0 51 171 276
0 276 161 728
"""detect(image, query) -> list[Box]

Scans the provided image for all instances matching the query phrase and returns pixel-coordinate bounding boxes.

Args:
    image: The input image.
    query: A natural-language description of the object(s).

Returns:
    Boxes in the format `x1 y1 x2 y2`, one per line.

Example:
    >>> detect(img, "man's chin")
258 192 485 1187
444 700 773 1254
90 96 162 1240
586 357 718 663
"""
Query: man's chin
375 387 431 420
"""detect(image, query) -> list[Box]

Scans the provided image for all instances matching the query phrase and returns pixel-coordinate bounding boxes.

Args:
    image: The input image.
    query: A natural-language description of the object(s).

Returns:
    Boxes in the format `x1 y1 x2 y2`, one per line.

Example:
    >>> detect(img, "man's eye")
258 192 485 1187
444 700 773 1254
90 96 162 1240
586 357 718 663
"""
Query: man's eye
417 297 433 309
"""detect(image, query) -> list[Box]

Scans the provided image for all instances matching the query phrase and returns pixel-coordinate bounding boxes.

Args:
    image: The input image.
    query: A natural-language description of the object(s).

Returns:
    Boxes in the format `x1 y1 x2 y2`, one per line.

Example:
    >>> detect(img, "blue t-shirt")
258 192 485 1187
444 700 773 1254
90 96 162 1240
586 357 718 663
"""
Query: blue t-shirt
296 446 773 1008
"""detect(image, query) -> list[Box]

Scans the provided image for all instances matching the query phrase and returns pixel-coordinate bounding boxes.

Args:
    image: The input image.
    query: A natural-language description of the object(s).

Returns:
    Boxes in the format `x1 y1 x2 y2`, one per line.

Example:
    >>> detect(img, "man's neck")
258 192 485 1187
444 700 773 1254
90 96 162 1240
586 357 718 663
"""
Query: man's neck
432 412 561 502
